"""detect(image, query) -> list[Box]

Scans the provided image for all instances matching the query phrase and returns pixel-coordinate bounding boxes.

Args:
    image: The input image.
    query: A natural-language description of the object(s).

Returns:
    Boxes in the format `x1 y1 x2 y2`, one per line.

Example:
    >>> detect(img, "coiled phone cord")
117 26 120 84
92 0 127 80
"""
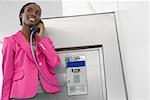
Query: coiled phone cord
30 31 66 88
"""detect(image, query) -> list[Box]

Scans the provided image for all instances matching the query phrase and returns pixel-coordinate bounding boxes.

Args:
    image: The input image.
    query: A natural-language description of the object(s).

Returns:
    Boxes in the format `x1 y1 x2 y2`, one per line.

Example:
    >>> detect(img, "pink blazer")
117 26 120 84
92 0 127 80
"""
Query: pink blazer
1 31 61 100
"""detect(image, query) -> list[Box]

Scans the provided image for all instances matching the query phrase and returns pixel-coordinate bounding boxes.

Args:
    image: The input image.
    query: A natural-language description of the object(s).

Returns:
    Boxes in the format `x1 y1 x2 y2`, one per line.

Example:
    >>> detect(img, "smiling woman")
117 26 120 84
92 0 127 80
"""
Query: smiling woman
1 2 61 100
19 3 41 25
19 2 44 41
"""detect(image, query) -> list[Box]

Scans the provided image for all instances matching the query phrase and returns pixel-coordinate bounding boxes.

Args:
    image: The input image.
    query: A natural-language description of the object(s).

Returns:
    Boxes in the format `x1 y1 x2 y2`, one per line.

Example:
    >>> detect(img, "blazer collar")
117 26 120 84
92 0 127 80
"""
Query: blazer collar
13 31 41 63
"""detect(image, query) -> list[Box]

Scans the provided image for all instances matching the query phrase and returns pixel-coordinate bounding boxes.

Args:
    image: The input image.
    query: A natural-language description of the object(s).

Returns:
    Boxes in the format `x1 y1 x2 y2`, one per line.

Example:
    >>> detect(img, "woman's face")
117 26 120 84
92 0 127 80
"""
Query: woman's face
21 4 41 27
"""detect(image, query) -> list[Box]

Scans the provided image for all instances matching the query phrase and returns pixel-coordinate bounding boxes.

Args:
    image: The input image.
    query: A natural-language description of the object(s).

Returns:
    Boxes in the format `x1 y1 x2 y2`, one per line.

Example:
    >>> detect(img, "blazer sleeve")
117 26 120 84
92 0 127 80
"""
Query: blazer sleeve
1 38 15 100
37 37 60 68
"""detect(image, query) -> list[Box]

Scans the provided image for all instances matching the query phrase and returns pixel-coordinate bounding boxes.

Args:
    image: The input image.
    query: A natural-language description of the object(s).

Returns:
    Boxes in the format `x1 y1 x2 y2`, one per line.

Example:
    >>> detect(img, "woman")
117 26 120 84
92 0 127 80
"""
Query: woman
1 2 61 100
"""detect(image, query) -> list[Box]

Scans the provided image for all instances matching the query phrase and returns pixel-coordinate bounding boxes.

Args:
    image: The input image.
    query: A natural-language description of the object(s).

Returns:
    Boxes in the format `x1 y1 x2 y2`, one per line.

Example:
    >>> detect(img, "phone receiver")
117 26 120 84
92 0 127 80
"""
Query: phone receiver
30 27 40 34
30 20 43 34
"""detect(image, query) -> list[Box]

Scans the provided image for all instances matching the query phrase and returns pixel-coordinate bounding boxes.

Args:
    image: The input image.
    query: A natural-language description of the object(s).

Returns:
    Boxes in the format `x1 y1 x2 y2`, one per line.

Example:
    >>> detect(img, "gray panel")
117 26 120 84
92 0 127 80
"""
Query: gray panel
31 48 106 100
43 13 127 100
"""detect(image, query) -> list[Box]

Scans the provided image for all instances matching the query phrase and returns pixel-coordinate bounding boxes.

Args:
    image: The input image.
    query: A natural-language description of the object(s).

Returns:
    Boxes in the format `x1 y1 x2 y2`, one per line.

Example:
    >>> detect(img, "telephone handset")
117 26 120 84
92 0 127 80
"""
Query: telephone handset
29 20 64 87
30 20 43 34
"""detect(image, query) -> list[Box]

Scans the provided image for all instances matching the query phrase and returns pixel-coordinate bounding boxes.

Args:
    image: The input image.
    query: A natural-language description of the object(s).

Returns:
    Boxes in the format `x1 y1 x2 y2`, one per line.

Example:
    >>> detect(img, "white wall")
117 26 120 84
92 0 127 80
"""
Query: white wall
62 0 117 16
63 1 149 99
115 1 149 100
62 1 149 100
0 0 62 39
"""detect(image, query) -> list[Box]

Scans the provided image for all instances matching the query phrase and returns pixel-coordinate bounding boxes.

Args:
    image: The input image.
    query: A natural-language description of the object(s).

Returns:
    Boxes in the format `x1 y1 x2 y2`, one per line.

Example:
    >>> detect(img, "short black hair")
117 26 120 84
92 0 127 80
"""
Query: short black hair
19 2 41 25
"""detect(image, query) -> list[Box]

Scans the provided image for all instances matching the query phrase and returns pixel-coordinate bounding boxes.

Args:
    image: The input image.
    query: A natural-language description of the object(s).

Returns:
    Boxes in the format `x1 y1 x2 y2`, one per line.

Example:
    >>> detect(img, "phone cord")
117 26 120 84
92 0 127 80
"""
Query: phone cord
30 32 66 87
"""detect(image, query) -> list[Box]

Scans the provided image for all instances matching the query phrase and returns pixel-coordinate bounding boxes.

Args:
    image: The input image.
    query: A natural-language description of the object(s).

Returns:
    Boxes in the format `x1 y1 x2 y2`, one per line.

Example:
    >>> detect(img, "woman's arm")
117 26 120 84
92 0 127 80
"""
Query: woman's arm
37 37 60 68
36 22 60 68
1 38 15 100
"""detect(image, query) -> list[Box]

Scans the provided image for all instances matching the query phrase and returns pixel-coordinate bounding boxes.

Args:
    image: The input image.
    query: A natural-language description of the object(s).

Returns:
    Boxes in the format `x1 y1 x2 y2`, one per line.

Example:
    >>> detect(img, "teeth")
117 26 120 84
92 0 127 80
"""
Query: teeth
29 18 35 22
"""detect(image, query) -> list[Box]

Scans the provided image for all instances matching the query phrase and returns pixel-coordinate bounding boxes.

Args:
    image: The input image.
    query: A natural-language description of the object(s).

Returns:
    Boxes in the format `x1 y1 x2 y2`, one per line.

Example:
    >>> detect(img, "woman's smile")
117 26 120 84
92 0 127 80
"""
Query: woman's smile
29 17 36 22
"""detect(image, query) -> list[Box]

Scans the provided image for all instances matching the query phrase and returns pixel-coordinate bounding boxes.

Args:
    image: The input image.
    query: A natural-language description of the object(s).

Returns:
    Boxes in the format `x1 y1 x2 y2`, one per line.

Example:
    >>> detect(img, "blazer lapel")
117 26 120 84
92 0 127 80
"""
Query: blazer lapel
13 31 35 63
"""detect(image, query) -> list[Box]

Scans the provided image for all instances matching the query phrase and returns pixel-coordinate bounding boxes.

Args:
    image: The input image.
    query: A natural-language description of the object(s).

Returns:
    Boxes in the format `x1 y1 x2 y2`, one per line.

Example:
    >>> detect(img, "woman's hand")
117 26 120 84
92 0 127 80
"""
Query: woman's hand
37 23 45 38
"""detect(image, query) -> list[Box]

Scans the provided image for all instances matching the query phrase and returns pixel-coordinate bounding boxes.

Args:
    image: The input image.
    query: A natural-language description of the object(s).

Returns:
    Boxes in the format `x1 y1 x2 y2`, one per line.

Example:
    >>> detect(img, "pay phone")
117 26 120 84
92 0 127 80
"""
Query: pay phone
65 55 88 96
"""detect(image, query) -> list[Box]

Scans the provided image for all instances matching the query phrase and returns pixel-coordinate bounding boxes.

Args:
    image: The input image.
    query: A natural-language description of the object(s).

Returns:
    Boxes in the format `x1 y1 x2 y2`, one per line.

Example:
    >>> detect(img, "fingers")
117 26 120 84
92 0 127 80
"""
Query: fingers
37 23 45 31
